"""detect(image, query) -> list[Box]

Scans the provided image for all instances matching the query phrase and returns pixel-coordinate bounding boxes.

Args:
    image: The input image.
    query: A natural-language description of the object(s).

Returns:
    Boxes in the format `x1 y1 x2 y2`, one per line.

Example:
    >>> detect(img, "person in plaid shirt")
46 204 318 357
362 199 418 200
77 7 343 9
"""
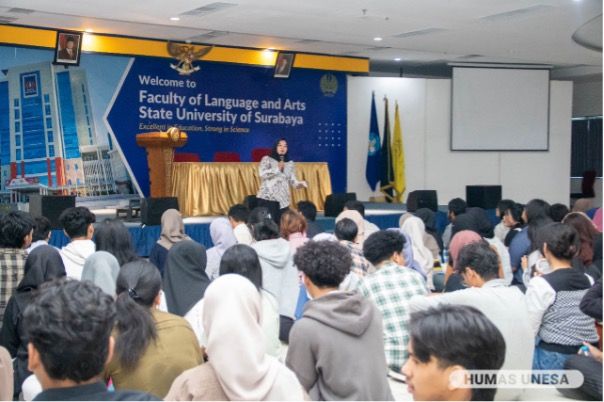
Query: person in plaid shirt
358 230 428 373
0 211 34 331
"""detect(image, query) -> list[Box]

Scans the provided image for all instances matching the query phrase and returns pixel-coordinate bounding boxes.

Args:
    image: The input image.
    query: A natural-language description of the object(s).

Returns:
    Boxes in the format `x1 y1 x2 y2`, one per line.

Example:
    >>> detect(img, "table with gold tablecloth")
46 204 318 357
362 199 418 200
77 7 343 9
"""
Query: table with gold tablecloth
171 162 332 216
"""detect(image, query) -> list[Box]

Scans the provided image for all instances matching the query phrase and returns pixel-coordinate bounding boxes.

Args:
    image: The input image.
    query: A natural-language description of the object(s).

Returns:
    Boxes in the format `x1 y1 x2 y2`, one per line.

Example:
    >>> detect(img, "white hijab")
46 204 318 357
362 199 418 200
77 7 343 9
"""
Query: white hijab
203 274 304 400
401 215 434 275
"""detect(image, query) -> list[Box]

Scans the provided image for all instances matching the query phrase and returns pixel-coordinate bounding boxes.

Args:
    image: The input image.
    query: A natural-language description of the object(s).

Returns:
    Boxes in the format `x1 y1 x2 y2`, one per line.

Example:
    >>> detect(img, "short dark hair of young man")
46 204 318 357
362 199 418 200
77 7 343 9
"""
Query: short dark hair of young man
0 211 34 249
296 201 317 222
455 242 499 287
24 279 158 401
448 198 467 222
362 229 406 267
402 304 506 401
32 216 52 243
287 241 393 400
59 207 95 240
334 218 358 243
227 204 249 224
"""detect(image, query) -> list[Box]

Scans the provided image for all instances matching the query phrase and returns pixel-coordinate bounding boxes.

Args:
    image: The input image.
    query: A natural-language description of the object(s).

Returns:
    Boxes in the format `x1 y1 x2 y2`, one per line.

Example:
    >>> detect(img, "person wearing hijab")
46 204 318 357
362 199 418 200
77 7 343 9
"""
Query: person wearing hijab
205 218 237 280
401 215 435 289
163 240 210 345
256 138 307 224
166 274 306 401
149 209 191 276
413 208 443 255
0 245 66 398
336 209 366 245
445 230 483 292
82 251 120 296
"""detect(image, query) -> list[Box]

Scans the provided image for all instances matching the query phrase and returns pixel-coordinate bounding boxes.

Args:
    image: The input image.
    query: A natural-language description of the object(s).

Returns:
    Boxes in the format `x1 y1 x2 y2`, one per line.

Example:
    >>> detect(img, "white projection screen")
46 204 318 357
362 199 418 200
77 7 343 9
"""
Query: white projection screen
451 67 550 151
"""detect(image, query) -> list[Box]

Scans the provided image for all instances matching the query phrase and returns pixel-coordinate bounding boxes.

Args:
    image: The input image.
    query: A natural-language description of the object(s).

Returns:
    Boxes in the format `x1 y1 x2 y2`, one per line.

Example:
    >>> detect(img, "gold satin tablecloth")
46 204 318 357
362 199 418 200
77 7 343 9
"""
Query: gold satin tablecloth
171 162 333 216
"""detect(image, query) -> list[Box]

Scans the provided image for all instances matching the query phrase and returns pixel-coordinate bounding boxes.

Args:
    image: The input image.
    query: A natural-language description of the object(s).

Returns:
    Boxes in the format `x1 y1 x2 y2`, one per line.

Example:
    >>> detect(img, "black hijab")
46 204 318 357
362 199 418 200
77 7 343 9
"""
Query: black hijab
466 207 495 239
17 245 66 293
268 138 291 162
414 208 443 250
163 240 210 316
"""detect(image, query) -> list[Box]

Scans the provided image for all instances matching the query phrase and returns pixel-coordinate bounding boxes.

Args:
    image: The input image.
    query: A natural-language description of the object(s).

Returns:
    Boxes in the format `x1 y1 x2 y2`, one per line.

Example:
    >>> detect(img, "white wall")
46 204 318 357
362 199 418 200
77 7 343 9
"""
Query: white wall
573 79 602 117
347 77 573 205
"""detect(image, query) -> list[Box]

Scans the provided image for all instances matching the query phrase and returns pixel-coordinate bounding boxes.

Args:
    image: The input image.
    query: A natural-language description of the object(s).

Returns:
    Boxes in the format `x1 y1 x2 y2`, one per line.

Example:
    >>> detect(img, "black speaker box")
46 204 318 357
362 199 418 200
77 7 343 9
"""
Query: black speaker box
466 185 502 209
406 190 438 212
29 195 77 229
141 197 179 226
324 193 357 217
243 195 258 211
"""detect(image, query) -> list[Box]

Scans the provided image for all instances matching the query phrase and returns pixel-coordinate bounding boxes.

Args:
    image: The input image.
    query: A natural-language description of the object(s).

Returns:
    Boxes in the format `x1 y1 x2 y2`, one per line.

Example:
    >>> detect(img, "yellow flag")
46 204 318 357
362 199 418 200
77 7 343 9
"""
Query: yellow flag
391 101 405 199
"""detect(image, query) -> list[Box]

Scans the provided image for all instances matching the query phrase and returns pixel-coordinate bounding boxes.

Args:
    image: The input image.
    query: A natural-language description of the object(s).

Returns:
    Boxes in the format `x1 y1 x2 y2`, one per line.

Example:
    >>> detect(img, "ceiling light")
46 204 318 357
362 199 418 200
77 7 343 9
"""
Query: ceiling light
170 17 180 21
373 37 383 41
394 57 402 61
84 28 93 33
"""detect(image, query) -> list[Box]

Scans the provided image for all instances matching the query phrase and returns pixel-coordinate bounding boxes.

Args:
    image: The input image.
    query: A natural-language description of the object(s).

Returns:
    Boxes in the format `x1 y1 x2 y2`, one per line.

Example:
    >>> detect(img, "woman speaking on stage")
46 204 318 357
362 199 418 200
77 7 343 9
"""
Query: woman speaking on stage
257 138 307 223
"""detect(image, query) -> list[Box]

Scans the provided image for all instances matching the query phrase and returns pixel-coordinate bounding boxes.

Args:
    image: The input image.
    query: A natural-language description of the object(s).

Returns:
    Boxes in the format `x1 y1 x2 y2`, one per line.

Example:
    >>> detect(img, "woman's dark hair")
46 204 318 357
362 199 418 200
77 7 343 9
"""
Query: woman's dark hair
505 203 524 226
562 212 599 265
334 218 358 242
219 244 263 290
94 219 139 266
550 203 570 223
252 218 280 241
496 199 515 219
114 260 161 369
525 199 553 251
248 207 271 226
269 138 290 162
540 222 580 261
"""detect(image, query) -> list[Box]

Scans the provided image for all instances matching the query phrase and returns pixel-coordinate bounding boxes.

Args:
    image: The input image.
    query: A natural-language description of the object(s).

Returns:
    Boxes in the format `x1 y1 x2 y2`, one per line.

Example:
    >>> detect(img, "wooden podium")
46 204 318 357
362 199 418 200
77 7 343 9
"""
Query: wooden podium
136 129 187 197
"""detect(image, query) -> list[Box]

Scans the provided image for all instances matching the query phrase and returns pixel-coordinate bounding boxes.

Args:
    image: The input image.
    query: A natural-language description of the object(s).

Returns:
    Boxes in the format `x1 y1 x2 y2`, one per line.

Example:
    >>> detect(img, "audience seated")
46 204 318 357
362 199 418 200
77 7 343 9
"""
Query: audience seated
205 218 237 280
81 251 120 296
106 260 202 397
148 209 190 276
494 199 515 243
444 230 482 292
413 207 443 256
0 211 34 329
94 219 139 266
58 207 96 280
0 245 65 399
250 218 298 342
335 218 372 291
358 230 428 373
287 240 394 400
227 204 253 245
550 203 570 223
344 200 379 238
442 197 467 248
24 279 159 401
162 240 210 345
563 212 602 280
503 202 524 247
336 209 366 244
402 305 506 401
400 214 436 289
26 216 52 254
280 209 308 253
410 242 533 401
296 201 324 238
525 223 599 370
166 274 305 400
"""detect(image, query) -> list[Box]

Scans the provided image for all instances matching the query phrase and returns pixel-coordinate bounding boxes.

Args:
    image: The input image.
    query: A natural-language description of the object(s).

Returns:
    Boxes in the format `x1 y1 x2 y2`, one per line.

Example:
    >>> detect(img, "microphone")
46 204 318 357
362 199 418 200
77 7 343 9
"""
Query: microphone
279 155 284 162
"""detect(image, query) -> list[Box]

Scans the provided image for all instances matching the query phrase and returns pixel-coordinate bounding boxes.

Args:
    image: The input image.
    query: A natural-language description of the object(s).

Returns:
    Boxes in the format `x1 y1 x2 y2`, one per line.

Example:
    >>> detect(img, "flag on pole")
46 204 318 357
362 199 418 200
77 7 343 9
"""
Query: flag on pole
365 92 381 191
391 101 405 201
380 96 394 199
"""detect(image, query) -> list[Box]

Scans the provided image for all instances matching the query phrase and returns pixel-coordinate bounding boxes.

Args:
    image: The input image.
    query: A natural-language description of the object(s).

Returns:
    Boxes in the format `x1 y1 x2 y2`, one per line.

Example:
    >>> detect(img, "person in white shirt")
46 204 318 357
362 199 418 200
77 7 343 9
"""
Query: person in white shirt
409 241 533 401
58 207 96 280
228 204 253 245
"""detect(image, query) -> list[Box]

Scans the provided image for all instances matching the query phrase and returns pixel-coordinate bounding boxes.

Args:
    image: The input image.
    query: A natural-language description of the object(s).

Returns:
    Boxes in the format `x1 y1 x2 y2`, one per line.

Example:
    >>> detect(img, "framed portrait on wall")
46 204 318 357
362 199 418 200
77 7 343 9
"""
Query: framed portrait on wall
54 30 83 66
274 52 294 78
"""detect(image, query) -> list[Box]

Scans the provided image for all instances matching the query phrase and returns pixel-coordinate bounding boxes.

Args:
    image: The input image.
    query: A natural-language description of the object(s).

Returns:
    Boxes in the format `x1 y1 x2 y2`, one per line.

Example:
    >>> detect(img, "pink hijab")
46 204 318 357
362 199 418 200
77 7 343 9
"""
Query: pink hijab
593 208 603 232
449 230 482 269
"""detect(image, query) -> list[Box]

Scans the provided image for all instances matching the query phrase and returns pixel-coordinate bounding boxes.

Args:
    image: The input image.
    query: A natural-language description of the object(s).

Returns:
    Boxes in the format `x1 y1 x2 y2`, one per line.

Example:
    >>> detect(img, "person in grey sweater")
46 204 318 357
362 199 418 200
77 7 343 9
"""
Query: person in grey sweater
286 240 393 401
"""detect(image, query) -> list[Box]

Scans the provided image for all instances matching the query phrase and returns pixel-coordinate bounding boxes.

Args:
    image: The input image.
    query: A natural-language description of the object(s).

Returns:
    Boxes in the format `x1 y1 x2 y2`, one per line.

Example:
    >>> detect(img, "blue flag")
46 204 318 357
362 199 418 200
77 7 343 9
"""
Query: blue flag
365 93 381 191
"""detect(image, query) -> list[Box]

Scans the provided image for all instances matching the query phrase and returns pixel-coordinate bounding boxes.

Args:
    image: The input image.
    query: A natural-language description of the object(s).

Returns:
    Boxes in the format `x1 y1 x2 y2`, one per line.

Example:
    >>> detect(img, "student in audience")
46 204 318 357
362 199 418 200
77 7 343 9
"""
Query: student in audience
94 219 139 266
23 279 159 401
149 209 190 276
344 200 379 237
297 201 324 238
335 218 372 291
409 242 533 401
280 209 308 253
219 244 281 357
414 207 443 255
386 228 425 277
58 206 96 280
248 206 271 227
550 203 570 222
336 209 366 244
287 241 393 400
444 230 482 292
162 240 210 344
503 202 524 247
0 245 65 399
402 305 506 401
580 278 602 321
205 218 237 280
251 218 298 342
525 223 599 370
400 215 436 289
509 199 552 286
106 260 202 398
563 212 602 279
0 211 34 329
358 230 428 373
166 275 306 401
27 216 52 253
81 251 120 296
227 204 253 245
494 199 515 243
442 197 467 248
